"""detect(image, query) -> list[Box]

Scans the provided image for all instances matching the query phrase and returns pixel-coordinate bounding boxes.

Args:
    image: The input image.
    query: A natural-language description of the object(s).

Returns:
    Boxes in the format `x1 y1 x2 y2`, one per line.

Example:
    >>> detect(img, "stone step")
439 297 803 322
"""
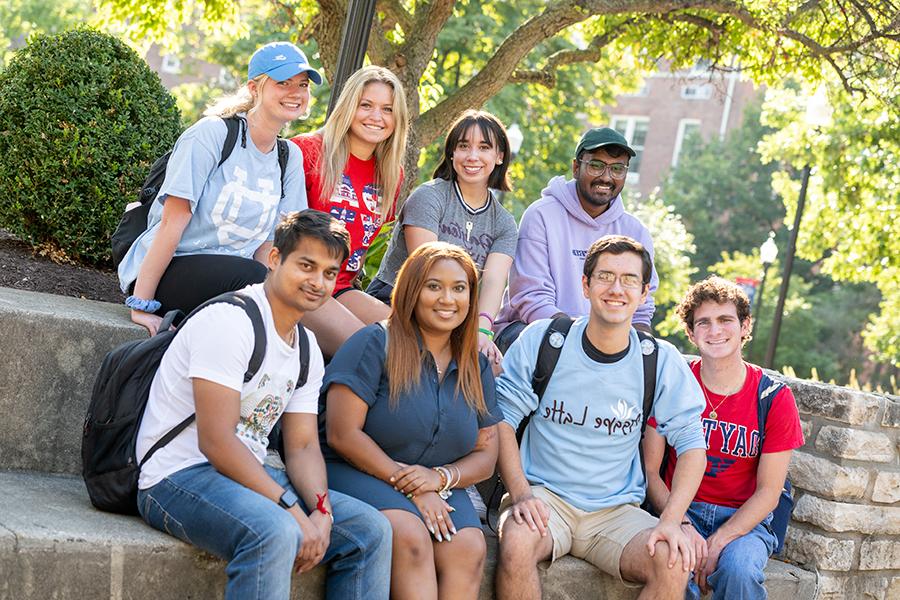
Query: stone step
0 288 144 475
0 470 816 600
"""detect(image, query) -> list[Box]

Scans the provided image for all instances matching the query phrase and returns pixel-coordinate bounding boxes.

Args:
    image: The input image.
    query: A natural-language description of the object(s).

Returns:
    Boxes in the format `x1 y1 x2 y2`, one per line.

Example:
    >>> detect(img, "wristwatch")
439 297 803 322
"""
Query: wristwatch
278 488 299 510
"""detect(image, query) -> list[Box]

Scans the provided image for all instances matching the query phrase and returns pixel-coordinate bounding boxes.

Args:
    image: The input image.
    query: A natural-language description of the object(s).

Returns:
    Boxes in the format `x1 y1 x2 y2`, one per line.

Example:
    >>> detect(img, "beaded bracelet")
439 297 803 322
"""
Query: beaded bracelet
433 466 453 499
478 327 495 340
125 295 162 313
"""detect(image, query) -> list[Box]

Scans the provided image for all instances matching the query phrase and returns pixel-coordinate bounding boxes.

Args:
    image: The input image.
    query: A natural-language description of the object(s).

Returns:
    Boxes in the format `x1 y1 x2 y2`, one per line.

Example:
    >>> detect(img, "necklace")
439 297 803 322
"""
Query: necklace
701 382 736 421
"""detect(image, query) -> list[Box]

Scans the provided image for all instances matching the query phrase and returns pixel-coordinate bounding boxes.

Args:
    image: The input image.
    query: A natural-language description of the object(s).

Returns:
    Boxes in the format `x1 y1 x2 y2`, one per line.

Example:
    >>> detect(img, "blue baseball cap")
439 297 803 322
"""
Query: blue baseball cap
248 42 323 84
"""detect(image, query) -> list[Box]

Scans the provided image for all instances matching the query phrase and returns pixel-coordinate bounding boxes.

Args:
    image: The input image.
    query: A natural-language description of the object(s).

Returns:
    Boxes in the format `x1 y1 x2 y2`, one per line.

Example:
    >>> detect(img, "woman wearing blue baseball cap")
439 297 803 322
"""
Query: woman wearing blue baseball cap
118 41 322 336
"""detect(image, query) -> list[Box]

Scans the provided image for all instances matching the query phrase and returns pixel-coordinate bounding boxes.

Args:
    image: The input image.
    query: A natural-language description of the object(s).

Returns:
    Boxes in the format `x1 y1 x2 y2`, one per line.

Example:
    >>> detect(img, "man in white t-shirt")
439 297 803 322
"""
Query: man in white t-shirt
135 209 391 600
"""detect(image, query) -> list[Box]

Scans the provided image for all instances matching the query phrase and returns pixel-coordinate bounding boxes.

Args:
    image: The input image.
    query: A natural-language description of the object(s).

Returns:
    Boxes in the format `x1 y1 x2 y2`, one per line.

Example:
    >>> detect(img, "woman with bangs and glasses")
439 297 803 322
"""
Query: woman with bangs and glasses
367 110 518 371
118 42 319 336
292 66 409 357
323 242 502 600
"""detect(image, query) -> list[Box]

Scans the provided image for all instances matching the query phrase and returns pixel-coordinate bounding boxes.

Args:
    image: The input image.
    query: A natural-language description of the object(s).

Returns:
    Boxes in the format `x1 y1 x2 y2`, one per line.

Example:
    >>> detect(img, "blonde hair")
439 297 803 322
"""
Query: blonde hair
318 66 409 220
203 75 268 118
387 242 486 414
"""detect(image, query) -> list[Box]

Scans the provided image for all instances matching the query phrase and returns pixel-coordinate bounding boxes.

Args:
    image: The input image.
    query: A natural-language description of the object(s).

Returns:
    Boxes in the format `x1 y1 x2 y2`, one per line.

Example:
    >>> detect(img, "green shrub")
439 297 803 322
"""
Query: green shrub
0 27 182 266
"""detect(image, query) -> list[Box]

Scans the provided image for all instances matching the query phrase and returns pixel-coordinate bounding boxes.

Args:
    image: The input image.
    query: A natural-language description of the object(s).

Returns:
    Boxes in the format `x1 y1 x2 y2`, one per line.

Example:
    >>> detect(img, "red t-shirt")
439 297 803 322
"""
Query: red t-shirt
291 133 399 293
651 362 804 508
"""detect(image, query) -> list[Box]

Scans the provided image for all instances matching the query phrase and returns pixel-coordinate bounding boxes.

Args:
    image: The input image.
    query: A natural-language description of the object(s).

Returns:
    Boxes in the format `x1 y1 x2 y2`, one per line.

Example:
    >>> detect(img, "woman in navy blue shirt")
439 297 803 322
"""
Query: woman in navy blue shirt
324 241 501 600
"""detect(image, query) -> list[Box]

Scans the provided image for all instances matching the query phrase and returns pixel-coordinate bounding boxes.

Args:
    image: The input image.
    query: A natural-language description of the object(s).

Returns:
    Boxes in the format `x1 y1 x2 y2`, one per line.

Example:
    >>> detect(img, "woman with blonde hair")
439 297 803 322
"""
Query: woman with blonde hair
324 241 501 600
118 41 319 335
292 65 409 356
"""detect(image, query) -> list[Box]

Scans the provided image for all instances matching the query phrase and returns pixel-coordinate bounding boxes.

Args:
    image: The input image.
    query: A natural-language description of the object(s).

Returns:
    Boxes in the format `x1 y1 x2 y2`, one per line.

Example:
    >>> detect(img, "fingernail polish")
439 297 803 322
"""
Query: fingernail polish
436 534 443 542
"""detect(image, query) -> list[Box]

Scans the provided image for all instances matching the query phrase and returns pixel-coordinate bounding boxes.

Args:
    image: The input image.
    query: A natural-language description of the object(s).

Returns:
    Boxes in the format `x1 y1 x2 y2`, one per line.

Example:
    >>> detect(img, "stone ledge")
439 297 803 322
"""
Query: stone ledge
0 288 144 474
0 470 816 600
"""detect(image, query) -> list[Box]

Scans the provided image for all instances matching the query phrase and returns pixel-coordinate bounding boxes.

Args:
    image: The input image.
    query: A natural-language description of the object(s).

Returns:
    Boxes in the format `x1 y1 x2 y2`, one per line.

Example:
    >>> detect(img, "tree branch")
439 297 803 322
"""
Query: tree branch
378 0 412 33
509 22 635 88
397 0 456 77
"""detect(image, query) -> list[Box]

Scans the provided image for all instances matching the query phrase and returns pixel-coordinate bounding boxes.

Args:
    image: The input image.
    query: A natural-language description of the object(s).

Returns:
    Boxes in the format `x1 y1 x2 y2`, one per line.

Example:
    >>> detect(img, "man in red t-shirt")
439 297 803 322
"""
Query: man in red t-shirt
644 277 804 600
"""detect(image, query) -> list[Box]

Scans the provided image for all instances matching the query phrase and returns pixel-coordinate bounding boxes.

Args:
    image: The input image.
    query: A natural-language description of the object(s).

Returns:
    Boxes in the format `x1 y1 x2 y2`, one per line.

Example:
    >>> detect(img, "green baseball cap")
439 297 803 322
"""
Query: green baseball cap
575 127 636 158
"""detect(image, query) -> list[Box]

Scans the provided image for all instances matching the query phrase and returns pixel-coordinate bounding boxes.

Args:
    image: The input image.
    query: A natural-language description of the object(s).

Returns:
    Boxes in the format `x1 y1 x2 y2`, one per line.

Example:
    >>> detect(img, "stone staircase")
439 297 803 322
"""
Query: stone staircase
0 287 817 599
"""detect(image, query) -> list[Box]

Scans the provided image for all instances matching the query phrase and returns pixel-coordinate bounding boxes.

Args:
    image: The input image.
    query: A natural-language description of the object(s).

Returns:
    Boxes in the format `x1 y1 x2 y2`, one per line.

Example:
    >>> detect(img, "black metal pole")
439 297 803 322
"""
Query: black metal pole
764 164 811 369
747 263 770 358
326 0 378 118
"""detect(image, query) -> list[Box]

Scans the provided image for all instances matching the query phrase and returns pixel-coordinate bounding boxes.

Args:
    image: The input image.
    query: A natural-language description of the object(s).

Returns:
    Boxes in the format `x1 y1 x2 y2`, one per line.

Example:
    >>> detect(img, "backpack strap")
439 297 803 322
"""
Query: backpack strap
219 116 243 168
517 316 574 442
637 330 659 434
276 138 290 200
756 372 784 453
295 324 310 389
531 316 575 400
636 329 659 484
139 291 267 469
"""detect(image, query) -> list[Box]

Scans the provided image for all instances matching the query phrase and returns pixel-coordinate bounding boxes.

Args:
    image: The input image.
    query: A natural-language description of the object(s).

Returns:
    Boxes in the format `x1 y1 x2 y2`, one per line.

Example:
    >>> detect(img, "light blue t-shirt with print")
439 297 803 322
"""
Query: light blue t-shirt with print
496 317 705 512
118 115 306 292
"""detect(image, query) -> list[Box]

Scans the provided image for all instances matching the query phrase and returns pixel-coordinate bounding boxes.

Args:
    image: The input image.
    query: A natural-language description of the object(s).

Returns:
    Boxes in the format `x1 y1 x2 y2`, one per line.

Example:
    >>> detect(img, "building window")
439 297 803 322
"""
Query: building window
611 116 649 183
672 119 702 167
681 83 713 100
160 54 181 74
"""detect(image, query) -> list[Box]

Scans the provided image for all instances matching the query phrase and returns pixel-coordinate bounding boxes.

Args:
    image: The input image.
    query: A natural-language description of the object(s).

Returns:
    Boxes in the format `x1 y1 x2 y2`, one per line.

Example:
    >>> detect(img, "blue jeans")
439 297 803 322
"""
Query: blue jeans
684 501 777 600
137 462 392 600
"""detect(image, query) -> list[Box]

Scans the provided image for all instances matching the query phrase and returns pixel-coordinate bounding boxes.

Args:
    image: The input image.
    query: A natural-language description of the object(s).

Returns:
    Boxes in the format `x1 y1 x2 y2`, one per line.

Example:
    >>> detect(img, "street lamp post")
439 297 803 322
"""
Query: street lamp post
326 0 378 118
763 87 831 369
748 232 778 358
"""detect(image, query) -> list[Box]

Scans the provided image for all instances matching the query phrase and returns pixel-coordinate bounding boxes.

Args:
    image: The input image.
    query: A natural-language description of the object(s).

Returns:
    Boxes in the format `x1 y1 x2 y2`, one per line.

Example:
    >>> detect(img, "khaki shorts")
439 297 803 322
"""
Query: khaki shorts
500 486 657 584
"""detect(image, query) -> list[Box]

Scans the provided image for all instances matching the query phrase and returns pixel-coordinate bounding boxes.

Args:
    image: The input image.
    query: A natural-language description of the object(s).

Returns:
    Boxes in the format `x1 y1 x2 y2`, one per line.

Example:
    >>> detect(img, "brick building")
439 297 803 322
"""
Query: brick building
602 64 762 198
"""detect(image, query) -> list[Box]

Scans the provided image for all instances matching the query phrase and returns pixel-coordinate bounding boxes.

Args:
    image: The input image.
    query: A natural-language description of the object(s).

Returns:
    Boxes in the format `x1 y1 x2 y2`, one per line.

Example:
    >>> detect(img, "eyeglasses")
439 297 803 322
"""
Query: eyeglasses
577 159 629 179
590 270 644 289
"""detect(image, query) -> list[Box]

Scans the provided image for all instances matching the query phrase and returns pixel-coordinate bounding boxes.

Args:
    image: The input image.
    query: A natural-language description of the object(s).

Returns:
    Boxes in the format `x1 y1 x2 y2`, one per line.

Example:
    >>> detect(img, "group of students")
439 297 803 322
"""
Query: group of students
123 41 804 600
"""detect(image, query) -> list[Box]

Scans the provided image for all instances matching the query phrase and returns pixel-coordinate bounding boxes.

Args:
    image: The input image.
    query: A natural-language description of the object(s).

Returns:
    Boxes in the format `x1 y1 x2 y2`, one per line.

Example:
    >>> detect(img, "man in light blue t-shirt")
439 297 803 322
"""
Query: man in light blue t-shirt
494 235 706 600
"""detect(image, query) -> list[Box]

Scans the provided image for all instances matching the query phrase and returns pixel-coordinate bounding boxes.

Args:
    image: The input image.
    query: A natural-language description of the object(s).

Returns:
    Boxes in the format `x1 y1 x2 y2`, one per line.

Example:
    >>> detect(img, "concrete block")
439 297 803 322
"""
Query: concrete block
873 472 900 504
788 377 882 425
0 288 144 474
816 573 890 600
815 426 896 463
859 539 900 570
883 399 900 428
788 450 869 501
782 526 854 570
887 577 900 600
792 494 900 534
0 470 816 600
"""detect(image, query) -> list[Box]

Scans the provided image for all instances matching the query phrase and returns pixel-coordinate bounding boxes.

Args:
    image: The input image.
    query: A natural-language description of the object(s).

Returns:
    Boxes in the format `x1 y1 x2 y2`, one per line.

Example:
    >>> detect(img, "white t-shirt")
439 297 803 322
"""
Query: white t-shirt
136 283 324 489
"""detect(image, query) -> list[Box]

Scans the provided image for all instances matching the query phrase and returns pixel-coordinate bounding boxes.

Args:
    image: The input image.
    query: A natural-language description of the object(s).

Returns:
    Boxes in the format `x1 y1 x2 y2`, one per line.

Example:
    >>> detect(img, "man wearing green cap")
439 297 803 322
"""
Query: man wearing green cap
494 127 658 348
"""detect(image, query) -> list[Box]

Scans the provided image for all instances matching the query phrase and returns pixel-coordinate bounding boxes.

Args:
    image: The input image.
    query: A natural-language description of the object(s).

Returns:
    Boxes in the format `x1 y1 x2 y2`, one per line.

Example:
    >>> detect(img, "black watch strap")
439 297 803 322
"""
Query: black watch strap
278 488 299 509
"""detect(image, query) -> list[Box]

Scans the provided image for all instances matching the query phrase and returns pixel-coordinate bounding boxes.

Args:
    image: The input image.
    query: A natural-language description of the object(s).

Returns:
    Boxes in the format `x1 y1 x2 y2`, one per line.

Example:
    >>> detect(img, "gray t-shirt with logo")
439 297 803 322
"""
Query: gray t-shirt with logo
375 178 518 286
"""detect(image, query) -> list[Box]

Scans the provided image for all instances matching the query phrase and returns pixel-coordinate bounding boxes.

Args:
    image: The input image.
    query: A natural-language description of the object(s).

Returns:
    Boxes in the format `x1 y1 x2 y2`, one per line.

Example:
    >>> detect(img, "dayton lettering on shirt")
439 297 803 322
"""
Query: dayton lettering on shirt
702 417 761 458
540 398 642 436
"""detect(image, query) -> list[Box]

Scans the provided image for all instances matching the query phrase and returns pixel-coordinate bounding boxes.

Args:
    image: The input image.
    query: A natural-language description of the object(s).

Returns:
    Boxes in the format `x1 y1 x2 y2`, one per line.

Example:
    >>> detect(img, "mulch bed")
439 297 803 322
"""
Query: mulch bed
0 230 123 304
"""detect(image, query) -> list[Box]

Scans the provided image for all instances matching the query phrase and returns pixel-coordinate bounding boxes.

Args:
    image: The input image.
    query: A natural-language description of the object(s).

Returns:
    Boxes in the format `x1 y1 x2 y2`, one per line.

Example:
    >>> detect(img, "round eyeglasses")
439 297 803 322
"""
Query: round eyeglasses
577 159 629 179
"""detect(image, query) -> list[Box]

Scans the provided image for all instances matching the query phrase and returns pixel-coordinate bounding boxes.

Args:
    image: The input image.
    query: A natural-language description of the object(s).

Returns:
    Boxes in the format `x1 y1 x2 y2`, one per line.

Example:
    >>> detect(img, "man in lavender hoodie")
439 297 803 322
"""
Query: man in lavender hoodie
494 127 658 347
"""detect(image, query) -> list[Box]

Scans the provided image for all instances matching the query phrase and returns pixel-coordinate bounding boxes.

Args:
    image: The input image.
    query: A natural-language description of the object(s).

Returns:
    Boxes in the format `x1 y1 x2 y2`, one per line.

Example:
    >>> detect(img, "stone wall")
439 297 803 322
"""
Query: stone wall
780 376 900 600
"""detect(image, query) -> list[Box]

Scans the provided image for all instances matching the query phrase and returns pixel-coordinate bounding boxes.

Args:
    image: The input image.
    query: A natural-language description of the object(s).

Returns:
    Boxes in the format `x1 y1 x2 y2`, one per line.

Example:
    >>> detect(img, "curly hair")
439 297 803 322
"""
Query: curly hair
677 276 752 333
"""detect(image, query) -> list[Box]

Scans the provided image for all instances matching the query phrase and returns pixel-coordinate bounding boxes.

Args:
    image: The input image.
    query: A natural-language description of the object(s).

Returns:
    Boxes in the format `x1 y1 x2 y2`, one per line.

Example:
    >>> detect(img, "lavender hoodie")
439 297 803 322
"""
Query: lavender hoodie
495 176 658 331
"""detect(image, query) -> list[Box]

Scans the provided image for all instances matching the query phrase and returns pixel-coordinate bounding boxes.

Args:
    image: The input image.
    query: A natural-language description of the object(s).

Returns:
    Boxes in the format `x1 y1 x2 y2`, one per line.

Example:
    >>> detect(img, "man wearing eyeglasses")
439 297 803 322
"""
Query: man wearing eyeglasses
494 235 705 599
494 127 658 349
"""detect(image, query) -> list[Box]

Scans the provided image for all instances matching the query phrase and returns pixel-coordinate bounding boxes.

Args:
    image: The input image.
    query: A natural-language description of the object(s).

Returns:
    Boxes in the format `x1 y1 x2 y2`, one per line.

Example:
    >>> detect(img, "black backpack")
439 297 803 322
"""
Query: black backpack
485 317 658 530
110 116 291 268
81 291 310 515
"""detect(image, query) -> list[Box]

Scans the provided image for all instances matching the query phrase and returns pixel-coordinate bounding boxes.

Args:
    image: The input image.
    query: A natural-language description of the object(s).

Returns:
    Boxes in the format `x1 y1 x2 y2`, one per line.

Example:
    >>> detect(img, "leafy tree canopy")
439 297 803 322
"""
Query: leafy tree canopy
96 0 900 191
759 78 900 365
